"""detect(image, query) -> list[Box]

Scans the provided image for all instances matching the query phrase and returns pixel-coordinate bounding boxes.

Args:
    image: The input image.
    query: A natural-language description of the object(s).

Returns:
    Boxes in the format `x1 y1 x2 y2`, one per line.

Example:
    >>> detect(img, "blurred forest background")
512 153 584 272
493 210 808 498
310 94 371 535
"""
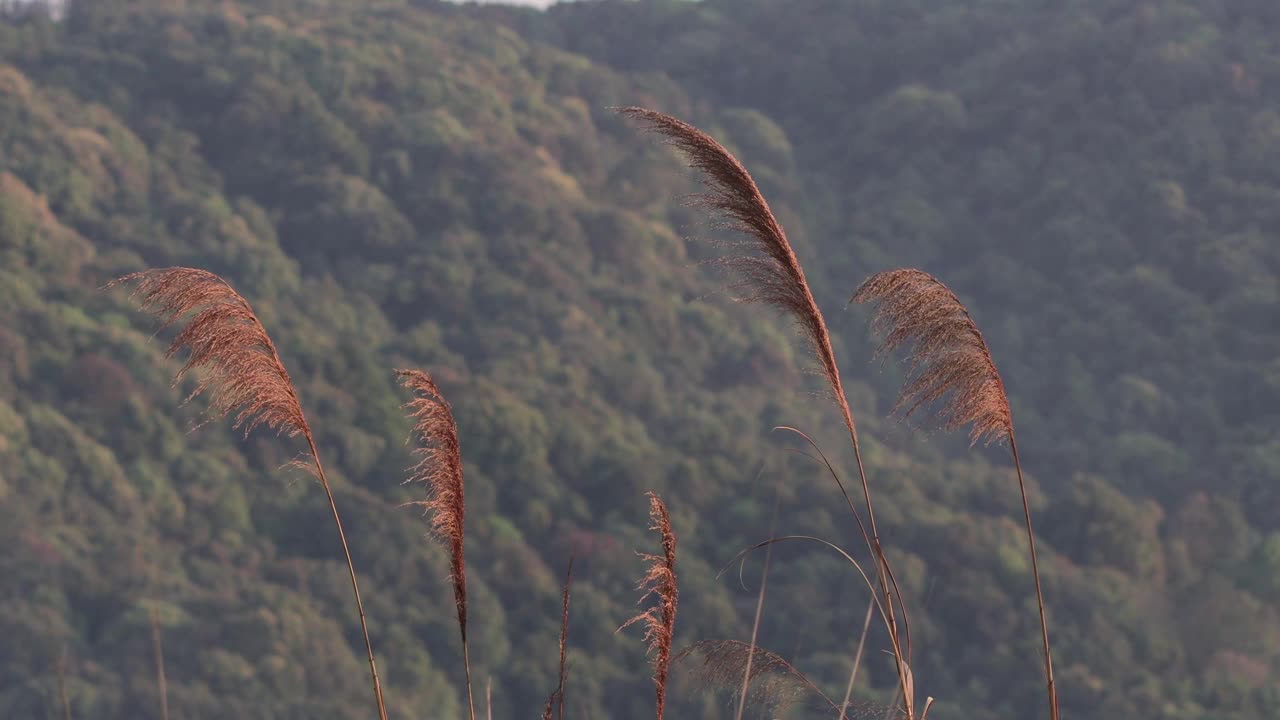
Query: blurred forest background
0 0 1277 718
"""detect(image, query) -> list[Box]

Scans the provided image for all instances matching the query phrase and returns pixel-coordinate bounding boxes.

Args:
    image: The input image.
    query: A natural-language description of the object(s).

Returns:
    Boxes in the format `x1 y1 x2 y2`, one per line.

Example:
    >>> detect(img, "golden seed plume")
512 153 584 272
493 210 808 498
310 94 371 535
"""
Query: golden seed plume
852 268 1012 446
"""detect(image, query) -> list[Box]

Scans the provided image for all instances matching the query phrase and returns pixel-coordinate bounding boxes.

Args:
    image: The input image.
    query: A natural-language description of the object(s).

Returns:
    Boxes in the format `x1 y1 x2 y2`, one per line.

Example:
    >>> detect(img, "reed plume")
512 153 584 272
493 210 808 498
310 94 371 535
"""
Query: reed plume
851 269 1010 446
107 268 307 437
676 640 899 719
108 267 388 720
852 268 1058 720
621 492 679 720
613 108 843 416
616 106 914 713
396 368 475 720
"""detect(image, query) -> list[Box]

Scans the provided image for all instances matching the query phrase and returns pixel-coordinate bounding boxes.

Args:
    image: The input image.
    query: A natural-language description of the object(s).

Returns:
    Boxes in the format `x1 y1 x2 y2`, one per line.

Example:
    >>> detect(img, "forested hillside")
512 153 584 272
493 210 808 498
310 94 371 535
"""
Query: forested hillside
0 1 1276 718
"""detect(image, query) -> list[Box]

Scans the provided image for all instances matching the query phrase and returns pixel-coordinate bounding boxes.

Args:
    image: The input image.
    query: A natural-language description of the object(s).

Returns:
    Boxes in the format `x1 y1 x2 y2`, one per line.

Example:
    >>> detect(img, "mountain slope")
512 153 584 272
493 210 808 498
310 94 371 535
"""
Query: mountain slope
0 1 1277 719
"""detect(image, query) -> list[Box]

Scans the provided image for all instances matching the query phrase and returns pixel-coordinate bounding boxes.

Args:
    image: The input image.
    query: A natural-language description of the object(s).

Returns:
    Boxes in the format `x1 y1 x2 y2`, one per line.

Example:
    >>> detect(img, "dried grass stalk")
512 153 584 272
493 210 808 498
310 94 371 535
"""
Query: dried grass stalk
56 646 71 720
397 368 475 720
853 268 1057 720
540 556 574 720
109 267 388 720
556 557 574 720
735 484 778 720
486 677 493 720
150 608 169 720
616 107 913 715
621 492 679 720
839 596 877 720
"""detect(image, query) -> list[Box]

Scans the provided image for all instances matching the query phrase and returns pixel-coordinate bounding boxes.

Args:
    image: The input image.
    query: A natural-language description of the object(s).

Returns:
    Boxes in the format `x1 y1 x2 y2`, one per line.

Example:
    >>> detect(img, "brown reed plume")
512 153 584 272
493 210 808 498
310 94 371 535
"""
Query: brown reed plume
676 639 901 719
108 267 388 720
678 639 829 717
396 368 475 720
852 268 1058 720
620 492 679 720
615 107 914 713
107 268 308 437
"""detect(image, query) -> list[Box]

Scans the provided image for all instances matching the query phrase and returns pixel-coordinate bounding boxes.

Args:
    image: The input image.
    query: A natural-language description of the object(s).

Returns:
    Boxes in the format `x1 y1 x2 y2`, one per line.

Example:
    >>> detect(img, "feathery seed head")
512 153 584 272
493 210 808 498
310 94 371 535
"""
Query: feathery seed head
615 107 852 427
675 640 903 719
852 269 1012 446
676 639 817 717
107 267 308 438
397 368 469 637
621 492 679 720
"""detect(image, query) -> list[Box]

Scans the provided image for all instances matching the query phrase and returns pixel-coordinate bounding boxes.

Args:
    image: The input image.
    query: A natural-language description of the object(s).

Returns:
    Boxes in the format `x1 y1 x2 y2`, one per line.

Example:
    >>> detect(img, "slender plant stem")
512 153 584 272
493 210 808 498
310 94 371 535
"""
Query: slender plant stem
1008 435 1058 720
557 557 574 720
462 635 476 720
306 435 388 720
839 596 876 719
56 646 71 720
883 689 901 720
841 412 911 716
735 483 779 720
486 675 493 720
150 608 170 720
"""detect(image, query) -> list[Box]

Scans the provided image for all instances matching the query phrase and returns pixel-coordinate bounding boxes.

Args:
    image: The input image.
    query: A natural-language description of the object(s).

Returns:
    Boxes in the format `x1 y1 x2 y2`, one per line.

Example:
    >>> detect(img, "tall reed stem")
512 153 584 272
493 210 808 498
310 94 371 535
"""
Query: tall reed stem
150 608 170 720
306 436 389 720
1010 435 1058 720
839 596 876 719
462 636 476 720
835 407 911 714
57 646 71 720
735 485 778 720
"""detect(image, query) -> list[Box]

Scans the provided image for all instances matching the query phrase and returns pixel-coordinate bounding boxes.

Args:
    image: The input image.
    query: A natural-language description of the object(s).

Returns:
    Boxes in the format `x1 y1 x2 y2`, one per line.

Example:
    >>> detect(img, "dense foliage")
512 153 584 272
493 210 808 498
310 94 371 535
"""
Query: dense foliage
0 0 1276 718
